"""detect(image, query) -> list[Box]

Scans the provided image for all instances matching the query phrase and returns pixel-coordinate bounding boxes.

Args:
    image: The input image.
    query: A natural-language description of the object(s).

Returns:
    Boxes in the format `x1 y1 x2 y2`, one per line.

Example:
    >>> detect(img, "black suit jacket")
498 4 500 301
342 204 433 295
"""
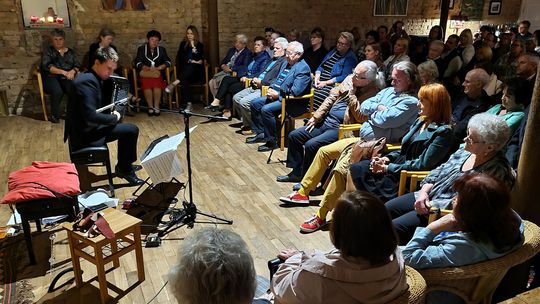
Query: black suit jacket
65 70 118 149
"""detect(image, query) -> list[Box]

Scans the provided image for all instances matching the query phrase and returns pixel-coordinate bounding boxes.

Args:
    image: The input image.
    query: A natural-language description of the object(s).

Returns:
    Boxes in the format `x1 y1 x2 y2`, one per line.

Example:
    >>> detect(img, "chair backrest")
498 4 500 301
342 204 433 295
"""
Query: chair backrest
418 220 540 304
33 65 49 121
278 87 315 150
398 170 431 197
387 266 426 304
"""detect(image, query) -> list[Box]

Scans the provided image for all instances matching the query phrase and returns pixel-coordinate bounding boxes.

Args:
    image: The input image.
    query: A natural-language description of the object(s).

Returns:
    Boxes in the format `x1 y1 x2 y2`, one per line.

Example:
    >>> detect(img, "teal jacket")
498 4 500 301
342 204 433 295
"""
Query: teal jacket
487 104 525 134
386 118 454 174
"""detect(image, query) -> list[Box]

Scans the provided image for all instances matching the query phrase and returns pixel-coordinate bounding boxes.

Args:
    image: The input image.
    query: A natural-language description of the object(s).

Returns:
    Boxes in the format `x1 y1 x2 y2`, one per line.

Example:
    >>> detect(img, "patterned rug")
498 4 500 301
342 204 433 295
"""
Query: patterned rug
0 231 54 304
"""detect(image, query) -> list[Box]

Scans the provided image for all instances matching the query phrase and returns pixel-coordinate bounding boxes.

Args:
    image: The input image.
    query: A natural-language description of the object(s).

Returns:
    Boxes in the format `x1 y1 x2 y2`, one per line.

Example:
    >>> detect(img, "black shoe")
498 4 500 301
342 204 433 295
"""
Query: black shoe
205 105 219 111
116 170 144 186
277 172 301 183
258 141 278 152
246 134 265 144
229 122 244 128
50 116 60 123
132 164 143 172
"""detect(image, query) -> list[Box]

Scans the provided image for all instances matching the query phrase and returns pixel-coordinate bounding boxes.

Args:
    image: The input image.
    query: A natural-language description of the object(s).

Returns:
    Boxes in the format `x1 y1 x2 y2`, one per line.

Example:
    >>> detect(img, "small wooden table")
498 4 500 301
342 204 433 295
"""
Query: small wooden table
63 208 145 303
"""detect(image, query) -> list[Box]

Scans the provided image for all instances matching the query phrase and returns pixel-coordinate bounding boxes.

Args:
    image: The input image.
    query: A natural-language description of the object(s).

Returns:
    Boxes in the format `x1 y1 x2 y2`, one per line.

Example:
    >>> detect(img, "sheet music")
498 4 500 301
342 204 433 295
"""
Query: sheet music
141 126 197 183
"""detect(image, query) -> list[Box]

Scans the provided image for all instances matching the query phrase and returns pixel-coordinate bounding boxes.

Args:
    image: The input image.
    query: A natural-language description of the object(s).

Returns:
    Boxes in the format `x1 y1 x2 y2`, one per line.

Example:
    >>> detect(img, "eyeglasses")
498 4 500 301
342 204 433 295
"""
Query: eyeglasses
337 40 349 46
286 51 299 56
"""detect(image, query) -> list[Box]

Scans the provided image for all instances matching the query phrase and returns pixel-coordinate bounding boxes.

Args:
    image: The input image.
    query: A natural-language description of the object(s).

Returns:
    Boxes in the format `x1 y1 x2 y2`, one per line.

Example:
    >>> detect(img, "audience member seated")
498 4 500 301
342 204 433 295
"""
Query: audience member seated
271 191 407 303
388 20 410 48
277 60 381 183
493 33 512 63
487 78 528 133
439 35 463 95
41 28 82 123
358 31 381 61
232 38 288 135
210 36 270 119
383 37 411 86
350 83 454 202
385 113 515 244
495 39 527 83
457 29 475 76
313 31 357 110
280 61 420 233
516 20 533 42
66 47 143 186
88 28 118 71
175 25 205 110
451 68 491 142
425 40 444 79
402 173 523 303
302 27 328 74
134 30 171 116
247 41 311 152
474 60 503 99
208 34 253 102
378 25 393 61
364 43 386 80
473 25 494 49
417 60 439 85
168 227 259 304
516 53 539 99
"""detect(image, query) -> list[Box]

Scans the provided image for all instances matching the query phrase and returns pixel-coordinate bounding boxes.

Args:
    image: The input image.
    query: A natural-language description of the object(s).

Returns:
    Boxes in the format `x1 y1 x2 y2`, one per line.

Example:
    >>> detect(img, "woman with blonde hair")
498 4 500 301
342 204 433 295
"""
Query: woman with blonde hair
349 83 454 202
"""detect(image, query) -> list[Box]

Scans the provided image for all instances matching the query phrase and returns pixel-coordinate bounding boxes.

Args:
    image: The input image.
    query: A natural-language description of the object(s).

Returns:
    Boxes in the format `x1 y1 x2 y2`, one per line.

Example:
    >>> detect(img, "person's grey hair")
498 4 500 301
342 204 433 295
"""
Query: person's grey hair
95 46 119 63
393 61 421 93
469 68 490 87
169 228 256 304
236 34 248 45
468 113 510 151
339 31 355 46
357 60 378 81
418 60 439 82
289 41 304 55
274 37 289 50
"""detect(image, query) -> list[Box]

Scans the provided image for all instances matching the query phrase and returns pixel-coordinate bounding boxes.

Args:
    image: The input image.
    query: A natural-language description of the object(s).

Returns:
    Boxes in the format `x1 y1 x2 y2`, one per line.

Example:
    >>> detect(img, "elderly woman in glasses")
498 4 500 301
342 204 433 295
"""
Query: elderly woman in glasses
386 113 515 245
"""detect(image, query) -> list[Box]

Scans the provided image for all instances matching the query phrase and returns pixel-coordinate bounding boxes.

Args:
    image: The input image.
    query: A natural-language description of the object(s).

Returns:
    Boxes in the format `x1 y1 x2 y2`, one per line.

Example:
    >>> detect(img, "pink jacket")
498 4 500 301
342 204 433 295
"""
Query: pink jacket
271 248 407 304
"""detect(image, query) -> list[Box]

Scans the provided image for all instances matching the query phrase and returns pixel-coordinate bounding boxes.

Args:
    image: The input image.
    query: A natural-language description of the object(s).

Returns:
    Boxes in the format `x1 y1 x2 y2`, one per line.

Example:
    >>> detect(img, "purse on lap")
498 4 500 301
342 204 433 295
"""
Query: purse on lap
139 69 161 78
349 137 387 164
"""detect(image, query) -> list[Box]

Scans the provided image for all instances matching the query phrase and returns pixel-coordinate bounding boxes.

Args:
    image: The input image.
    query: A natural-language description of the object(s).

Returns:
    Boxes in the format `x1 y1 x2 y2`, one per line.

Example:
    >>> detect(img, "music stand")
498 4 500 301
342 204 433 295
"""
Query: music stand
132 106 233 238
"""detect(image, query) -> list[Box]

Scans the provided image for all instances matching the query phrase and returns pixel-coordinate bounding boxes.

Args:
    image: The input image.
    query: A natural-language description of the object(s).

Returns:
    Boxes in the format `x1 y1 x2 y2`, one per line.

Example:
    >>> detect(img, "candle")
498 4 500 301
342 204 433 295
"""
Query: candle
30 16 38 23
56 17 64 24
46 16 54 23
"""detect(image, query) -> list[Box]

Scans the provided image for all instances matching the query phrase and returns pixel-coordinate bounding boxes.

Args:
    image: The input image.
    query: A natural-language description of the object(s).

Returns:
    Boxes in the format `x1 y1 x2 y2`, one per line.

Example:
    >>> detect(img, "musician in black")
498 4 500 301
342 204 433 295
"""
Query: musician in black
65 47 144 186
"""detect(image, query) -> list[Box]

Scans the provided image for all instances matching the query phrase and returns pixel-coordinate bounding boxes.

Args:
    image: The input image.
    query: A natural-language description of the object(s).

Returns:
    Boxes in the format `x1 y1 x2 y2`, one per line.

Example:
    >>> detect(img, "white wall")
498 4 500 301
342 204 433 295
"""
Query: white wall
520 0 540 31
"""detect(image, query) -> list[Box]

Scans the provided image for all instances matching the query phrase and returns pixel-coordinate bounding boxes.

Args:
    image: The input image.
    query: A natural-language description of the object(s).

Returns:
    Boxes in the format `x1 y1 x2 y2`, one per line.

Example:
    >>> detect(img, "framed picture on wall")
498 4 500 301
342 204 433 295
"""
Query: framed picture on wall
374 0 409 16
489 0 502 15
21 0 71 28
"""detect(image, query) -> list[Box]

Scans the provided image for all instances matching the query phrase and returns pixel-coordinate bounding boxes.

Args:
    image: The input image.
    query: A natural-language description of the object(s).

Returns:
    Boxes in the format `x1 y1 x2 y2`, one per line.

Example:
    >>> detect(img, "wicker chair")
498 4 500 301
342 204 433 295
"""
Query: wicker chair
418 220 540 304
387 266 427 304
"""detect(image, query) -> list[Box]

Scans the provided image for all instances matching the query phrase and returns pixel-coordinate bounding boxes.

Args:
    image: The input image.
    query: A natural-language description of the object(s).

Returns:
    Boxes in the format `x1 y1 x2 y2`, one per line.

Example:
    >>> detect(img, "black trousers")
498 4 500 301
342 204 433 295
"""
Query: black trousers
384 192 428 245
43 76 73 118
215 76 244 109
80 123 140 173
178 63 204 105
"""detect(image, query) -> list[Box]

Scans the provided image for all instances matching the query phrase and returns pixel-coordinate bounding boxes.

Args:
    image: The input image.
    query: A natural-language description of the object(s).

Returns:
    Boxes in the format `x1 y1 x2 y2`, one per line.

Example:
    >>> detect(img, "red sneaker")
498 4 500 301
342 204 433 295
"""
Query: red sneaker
300 215 326 233
279 191 309 204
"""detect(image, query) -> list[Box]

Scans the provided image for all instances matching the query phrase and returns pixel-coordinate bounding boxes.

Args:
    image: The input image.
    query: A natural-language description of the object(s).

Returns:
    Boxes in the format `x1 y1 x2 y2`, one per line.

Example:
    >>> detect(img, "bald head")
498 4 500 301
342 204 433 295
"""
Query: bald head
463 68 490 98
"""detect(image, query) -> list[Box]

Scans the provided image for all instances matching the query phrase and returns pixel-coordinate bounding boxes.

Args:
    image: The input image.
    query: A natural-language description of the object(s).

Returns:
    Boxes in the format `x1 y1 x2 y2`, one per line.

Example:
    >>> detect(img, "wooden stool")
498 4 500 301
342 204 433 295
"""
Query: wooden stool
63 208 145 303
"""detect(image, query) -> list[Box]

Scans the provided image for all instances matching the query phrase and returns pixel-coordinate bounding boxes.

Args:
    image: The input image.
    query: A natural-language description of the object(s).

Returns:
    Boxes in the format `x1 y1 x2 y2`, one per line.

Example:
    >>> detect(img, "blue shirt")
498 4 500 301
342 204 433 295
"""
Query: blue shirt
323 98 347 128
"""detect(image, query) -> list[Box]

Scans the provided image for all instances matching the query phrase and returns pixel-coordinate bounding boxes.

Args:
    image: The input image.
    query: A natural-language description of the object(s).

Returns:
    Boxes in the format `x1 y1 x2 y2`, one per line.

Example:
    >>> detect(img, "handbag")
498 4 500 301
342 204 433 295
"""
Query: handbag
349 137 387 164
139 69 161 78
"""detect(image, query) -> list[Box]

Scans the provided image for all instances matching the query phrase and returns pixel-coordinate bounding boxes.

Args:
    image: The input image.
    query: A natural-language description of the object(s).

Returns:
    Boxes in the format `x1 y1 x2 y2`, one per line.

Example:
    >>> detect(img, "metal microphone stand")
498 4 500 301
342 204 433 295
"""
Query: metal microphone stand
132 106 233 237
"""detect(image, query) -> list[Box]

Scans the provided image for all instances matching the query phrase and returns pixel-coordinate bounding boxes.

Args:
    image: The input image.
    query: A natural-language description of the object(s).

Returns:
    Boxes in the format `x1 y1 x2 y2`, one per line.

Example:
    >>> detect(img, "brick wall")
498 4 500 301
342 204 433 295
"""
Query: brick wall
0 0 525 114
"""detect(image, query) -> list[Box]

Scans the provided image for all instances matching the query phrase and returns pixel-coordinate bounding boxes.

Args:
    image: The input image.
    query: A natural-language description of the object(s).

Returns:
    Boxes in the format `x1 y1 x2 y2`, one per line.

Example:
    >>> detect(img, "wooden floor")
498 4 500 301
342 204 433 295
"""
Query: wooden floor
0 107 332 303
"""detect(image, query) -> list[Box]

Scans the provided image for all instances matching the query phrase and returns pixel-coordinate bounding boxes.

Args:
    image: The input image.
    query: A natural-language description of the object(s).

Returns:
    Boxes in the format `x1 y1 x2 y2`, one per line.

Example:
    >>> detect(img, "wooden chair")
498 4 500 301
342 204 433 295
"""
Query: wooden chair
418 220 540 304
397 170 431 197
387 266 427 304
33 66 49 121
279 88 315 151
337 124 401 152
173 61 210 107
131 66 173 110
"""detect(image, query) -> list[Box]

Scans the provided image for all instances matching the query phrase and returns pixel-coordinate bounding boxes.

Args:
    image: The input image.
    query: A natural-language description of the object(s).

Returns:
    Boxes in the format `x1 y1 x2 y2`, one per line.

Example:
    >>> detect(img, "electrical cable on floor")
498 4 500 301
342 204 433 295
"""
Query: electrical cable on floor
146 280 168 303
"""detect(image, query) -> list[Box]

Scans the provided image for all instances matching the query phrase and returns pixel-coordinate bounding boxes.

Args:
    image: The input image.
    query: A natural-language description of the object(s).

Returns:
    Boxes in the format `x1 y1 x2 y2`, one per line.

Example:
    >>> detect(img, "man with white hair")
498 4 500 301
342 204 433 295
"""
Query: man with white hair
232 37 288 134
451 68 492 141
247 41 312 152
277 60 381 182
